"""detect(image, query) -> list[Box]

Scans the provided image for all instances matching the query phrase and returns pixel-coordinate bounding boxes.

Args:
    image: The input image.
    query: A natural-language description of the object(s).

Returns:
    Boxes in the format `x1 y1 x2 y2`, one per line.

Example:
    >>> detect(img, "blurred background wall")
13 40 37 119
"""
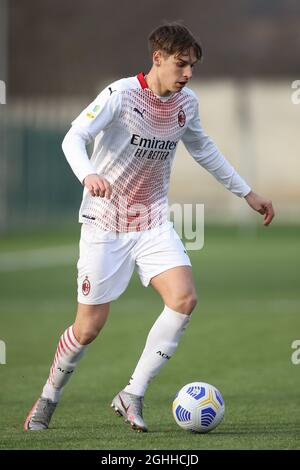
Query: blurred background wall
1 0 300 232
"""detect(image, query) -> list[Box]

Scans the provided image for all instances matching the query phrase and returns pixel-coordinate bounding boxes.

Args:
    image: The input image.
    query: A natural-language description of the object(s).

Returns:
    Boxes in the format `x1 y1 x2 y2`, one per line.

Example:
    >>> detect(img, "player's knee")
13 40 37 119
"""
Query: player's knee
174 292 197 315
74 326 101 345
184 292 198 314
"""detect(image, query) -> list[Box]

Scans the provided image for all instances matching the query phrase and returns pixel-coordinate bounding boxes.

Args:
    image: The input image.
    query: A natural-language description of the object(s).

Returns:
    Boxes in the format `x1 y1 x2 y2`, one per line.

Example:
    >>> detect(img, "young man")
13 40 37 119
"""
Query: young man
24 23 274 432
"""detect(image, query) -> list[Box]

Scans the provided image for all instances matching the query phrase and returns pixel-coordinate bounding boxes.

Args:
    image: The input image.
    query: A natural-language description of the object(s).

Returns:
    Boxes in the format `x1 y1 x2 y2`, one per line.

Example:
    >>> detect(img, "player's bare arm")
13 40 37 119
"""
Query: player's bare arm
244 190 274 226
83 173 112 198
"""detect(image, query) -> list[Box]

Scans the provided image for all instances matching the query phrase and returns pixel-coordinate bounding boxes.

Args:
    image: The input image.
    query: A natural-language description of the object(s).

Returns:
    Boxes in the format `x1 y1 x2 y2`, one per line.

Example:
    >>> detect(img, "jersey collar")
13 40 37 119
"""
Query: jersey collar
137 72 148 89
136 72 176 101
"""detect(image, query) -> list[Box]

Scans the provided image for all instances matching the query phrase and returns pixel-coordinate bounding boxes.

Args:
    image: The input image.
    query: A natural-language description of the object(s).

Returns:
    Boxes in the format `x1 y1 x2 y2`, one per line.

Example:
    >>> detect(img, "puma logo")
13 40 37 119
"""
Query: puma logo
133 107 146 119
119 395 130 414
108 87 116 95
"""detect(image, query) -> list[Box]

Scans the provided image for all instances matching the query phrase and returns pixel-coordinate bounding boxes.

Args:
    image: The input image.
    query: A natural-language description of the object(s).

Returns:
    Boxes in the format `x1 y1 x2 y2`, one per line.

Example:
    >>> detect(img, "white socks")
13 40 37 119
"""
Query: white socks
124 305 191 397
42 326 86 402
41 307 191 402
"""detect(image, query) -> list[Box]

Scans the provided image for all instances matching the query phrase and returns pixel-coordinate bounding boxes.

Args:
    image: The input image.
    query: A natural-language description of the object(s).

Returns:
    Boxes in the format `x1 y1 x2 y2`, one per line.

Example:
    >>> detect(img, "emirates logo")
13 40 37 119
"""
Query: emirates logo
82 276 91 296
178 109 186 127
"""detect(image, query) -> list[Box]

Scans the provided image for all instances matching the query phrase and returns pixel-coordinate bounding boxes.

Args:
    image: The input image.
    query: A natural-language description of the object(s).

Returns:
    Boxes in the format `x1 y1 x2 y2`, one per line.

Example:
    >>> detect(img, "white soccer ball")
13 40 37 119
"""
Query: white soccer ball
172 382 225 433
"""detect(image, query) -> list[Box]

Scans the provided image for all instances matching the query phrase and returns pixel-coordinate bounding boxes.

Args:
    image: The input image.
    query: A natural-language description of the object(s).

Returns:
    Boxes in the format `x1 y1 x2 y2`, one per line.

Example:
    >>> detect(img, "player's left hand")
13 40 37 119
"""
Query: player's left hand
244 191 275 226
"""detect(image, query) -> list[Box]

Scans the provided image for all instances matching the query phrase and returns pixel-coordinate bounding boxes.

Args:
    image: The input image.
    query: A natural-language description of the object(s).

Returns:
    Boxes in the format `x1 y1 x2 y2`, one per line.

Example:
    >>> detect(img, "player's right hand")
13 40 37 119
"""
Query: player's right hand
83 174 112 198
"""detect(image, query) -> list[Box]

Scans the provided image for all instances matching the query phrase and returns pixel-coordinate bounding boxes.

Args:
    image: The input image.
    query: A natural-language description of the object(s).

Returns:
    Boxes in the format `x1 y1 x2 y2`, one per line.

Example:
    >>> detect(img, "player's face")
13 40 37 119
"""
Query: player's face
157 49 198 94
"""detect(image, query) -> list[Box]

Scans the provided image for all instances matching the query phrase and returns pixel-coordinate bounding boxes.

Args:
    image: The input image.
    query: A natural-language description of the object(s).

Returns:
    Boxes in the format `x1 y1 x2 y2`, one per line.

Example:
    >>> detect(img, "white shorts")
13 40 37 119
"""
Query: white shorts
77 221 191 304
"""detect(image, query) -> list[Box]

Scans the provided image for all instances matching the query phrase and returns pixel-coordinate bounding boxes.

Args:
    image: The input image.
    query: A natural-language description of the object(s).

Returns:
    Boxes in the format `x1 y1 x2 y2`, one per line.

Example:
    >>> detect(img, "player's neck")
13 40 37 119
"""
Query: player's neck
145 68 172 97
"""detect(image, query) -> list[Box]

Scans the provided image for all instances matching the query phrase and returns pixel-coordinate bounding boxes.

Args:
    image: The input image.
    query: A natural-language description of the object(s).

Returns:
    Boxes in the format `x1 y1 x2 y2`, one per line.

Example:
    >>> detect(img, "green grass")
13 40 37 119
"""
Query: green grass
0 225 300 450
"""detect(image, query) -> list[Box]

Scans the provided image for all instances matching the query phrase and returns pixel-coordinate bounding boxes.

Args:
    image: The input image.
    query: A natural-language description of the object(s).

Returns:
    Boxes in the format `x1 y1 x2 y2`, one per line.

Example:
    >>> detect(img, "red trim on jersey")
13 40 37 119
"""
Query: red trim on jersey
137 72 148 89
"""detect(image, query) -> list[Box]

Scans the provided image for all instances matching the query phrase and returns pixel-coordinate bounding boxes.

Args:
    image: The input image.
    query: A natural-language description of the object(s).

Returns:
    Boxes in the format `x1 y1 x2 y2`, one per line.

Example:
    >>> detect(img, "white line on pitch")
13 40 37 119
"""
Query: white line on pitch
0 244 78 271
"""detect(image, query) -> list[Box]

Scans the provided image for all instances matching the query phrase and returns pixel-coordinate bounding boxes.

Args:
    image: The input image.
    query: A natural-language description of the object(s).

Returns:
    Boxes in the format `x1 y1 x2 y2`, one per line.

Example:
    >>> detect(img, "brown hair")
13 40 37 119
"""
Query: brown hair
148 23 203 61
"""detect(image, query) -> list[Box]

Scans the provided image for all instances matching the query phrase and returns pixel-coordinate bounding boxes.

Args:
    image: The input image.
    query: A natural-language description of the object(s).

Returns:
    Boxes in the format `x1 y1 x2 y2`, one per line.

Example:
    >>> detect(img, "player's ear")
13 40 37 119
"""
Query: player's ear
153 50 162 66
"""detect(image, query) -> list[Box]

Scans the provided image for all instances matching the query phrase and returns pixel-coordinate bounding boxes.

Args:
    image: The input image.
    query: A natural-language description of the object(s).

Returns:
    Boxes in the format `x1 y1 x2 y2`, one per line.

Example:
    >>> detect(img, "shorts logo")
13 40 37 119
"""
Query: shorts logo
82 276 91 296
178 109 186 127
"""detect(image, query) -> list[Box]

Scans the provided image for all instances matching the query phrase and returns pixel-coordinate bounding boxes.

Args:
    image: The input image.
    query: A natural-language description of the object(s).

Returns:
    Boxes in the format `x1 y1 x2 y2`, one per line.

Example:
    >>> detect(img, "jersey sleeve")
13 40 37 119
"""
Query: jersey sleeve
62 87 122 184
181 99 251 198
71 87 122 138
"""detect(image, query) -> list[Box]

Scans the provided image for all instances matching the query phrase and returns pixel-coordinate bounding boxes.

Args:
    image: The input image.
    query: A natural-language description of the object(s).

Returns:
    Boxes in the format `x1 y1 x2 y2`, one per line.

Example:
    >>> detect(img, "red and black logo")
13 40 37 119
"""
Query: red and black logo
178 109 186 127
82 276 91 296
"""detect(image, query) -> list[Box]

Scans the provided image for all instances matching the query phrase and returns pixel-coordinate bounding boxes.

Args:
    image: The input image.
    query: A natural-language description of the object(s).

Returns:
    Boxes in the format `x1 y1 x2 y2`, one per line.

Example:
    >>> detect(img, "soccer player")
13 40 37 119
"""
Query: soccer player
24 23 274 432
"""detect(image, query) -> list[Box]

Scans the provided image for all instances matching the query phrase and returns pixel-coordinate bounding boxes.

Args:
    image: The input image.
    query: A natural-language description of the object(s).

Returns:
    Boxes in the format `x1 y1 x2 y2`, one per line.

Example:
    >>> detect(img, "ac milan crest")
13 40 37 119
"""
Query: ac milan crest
178 109 186 127
82 276 90 296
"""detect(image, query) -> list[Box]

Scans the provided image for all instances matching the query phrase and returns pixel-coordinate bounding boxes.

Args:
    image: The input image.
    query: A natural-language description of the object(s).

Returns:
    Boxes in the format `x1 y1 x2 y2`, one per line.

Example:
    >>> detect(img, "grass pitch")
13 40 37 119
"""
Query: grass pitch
0 225 299 450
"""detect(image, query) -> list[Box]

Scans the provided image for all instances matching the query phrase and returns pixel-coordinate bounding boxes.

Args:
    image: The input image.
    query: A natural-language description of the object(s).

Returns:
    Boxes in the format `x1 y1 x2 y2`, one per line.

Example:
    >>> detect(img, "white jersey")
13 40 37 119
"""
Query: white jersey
62 73 251 232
